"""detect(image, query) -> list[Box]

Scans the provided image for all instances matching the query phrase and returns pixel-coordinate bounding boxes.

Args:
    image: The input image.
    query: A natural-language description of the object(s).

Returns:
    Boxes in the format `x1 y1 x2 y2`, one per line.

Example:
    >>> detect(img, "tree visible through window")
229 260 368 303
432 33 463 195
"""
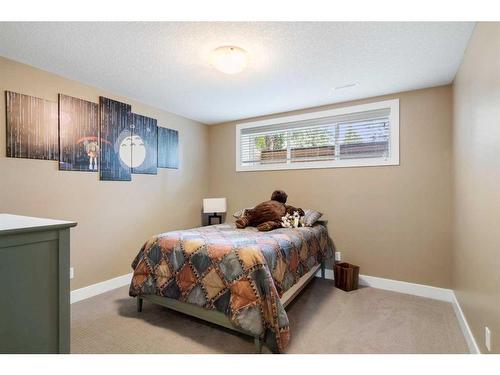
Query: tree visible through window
254 133 285 151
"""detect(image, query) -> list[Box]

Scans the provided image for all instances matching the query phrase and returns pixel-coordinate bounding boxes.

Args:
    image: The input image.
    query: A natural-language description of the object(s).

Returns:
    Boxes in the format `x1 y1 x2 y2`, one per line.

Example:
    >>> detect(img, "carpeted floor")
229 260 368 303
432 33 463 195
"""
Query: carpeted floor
71 278 468 354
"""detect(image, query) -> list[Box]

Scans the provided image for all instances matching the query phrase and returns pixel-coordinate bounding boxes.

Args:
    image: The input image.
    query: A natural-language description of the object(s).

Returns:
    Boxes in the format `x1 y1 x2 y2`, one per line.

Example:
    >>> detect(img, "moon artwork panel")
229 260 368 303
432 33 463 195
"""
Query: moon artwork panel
5 91 59 160
99 96 132 181
131 113 158 175
58 94 99 172
158 127 179 169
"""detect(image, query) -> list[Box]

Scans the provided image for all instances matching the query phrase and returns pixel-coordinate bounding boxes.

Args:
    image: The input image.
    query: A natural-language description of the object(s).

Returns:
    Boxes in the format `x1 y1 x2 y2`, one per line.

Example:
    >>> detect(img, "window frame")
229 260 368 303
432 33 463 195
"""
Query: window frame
235 99 400 172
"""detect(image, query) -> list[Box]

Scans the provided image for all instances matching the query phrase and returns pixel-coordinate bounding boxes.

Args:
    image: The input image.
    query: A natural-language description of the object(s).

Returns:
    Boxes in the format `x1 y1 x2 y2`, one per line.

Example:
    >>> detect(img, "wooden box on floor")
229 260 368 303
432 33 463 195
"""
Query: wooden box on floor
334 262 359 292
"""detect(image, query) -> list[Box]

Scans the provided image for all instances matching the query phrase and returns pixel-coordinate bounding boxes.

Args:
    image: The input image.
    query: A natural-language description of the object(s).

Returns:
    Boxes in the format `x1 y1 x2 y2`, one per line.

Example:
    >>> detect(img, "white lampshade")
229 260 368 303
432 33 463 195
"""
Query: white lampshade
203 198 227 213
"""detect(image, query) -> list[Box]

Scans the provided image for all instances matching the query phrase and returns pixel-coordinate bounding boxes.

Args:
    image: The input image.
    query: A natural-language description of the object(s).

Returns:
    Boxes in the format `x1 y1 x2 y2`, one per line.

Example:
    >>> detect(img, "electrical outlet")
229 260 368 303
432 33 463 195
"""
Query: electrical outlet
335 251 341 262
70 267 74 280
485 326 491 352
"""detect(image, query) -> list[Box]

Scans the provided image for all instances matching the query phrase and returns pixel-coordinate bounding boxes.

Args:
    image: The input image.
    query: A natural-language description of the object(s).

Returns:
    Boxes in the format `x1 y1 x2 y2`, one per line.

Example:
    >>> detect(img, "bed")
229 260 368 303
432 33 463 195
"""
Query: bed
129 220 334 353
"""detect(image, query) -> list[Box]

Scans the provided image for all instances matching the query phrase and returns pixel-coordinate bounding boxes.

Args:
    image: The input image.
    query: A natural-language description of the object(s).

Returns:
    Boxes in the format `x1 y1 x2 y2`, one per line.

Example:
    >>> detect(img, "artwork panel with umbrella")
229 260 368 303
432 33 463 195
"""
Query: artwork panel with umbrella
58 94 99 171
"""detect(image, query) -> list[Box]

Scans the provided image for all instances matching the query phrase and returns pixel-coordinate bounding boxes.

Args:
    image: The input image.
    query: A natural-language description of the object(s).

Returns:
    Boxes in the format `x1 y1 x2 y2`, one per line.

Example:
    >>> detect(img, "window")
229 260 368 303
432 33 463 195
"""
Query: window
236 99 399 171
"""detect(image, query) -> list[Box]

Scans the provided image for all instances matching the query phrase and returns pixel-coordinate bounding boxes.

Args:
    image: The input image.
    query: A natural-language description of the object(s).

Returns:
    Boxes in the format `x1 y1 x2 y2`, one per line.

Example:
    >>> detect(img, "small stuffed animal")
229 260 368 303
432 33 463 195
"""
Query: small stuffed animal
299 216 306 227
235 190 304 231
281 213 292 228
281 211 304 228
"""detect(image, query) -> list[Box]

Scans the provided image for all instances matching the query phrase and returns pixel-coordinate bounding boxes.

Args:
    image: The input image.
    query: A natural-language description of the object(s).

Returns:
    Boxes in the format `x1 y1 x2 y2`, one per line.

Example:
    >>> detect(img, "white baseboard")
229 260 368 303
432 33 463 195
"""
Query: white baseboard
71 272 133 304
451 292 480 354
316 270 453 302
358 274 454 302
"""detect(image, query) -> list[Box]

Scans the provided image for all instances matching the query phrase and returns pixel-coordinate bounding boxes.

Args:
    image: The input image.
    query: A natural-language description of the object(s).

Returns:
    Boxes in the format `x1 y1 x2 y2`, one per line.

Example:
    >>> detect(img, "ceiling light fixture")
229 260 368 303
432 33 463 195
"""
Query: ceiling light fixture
209 46 248 75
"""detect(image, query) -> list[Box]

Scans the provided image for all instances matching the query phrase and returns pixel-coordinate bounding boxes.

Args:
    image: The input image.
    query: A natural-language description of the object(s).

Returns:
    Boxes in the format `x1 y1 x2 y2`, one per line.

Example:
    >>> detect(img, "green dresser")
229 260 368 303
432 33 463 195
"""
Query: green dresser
0 214 77 354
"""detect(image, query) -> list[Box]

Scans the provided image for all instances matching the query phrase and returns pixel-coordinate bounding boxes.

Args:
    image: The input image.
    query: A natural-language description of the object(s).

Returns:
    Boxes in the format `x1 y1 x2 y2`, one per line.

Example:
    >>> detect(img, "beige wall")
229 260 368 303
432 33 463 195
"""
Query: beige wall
0 57 209 290
452 22 500 353
208 85 453 288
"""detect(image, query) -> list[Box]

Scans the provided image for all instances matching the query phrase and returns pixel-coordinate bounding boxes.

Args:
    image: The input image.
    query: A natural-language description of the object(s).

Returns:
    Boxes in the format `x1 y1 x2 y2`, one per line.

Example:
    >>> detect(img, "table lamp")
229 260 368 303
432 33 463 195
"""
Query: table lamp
203 198 227 225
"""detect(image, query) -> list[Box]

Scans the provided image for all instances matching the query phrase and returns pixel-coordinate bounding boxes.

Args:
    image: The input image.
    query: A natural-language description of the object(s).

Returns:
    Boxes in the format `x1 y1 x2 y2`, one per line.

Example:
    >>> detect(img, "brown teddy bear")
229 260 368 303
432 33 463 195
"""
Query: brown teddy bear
235 190 305 231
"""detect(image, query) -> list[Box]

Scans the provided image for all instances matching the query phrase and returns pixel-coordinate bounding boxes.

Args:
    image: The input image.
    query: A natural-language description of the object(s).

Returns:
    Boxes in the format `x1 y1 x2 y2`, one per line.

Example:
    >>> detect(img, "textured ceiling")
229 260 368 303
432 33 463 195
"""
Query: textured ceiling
0 22 474 124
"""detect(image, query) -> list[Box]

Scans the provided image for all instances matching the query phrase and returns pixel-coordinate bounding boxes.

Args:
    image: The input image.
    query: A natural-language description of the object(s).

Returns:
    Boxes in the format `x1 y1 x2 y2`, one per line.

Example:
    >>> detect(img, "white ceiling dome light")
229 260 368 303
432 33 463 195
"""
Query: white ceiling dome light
209 46 248 75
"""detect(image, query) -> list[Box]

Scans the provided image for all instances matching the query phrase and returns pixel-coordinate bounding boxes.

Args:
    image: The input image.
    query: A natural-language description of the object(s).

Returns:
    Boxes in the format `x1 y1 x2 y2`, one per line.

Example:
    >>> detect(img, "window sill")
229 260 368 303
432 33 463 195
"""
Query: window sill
236 157 400 172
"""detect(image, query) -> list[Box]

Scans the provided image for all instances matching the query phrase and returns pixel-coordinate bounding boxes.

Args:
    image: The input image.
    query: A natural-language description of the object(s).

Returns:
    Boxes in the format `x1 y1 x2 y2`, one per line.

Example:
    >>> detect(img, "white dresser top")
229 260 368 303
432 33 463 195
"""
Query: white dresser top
0 214 77 235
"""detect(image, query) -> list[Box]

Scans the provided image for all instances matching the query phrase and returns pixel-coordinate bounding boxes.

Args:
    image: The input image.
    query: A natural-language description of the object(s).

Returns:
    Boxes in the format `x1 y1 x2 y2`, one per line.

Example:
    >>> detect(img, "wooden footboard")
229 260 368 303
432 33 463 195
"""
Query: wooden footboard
137 259 325 353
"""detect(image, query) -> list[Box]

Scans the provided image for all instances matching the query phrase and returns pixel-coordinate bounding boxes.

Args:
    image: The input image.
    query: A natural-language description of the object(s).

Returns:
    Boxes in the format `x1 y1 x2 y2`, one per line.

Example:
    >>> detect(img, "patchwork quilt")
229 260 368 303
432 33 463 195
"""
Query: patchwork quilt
129 223 334 353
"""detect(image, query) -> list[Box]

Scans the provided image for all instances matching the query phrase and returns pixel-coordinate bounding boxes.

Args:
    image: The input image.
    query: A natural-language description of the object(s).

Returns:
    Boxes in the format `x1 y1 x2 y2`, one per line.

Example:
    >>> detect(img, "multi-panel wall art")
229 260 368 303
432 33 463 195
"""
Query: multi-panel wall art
6 91 59 160
5 90 180 181
99 97 132 181
158 127 179 169
59 94 99 171
131 113 158 175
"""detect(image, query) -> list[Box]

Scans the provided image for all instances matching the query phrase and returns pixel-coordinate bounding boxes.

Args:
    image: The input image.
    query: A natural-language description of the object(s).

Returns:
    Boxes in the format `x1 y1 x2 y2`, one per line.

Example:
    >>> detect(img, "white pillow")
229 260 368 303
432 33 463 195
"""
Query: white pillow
303 209 323 226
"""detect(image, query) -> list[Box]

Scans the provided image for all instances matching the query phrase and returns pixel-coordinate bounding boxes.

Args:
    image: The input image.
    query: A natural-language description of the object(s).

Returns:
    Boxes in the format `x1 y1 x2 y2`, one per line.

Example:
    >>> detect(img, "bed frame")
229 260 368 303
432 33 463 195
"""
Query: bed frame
136 220 329 353
137 261 324 353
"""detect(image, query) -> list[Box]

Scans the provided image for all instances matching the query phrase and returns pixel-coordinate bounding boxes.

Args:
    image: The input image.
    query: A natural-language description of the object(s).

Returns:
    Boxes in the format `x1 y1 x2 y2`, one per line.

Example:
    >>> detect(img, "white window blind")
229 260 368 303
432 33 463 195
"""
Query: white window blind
236 99 399 171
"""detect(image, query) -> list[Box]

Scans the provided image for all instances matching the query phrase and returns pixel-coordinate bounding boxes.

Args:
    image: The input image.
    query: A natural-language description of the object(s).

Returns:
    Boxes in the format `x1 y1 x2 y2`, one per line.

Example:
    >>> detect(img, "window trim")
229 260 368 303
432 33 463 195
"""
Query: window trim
235 99 400 172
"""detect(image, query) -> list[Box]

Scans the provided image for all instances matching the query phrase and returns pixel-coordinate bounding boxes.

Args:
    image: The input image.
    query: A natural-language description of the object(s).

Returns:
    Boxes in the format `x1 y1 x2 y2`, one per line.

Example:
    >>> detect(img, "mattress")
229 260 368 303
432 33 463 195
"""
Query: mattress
129 222 334 353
